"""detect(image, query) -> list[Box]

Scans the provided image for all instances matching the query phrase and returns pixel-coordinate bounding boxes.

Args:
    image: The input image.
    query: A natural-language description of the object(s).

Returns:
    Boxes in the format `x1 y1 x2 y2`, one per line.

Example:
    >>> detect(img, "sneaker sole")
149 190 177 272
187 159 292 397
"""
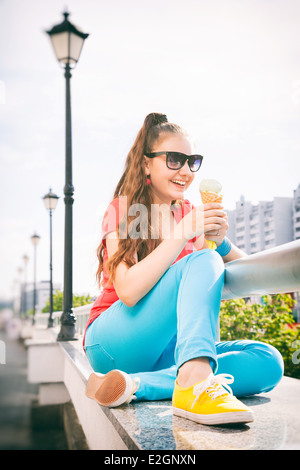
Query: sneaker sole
86 370 127 407
172 406 254 425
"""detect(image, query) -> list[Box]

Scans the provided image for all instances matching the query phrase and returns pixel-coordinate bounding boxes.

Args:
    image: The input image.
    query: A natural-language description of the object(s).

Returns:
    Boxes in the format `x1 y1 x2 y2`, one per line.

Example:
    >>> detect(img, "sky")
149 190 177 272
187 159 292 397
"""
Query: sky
0 0 300 303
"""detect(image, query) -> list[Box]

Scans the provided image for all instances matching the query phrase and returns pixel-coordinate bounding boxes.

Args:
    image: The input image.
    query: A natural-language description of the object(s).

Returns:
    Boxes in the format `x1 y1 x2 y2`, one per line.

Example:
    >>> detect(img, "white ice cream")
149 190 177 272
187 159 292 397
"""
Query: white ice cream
199 178 222 193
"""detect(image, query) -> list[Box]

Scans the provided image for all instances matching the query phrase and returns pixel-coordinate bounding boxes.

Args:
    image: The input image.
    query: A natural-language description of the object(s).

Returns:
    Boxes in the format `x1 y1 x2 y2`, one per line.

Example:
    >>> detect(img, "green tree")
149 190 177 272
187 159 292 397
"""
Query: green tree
220 294 300 379
42 289 92 313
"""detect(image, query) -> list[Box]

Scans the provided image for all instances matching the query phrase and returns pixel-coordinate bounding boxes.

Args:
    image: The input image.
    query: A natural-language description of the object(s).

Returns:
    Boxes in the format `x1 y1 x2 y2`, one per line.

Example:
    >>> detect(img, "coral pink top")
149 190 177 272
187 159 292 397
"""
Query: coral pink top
83 198 203 345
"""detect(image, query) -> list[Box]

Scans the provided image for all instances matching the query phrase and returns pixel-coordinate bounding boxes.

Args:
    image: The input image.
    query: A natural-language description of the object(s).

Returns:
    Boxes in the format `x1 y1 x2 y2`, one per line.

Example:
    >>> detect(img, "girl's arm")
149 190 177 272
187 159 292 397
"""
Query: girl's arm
193 236 247 262
106 230 186 307
106 203 224 307
221 243 247 262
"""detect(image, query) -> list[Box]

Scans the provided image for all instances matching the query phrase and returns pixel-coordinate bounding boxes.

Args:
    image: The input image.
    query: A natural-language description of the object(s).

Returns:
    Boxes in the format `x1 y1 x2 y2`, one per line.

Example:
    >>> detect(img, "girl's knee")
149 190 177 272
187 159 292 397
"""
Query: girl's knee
247 341 284 392
264 343 284 388
188 249 224 273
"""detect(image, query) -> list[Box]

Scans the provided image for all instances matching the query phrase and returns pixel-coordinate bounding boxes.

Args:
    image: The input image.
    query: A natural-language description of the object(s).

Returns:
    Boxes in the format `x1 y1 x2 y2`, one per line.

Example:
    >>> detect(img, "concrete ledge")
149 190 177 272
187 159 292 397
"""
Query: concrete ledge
63 401 90 450
64 354 132 449
39 383 70 406
26 332 300 450
26 339 64 384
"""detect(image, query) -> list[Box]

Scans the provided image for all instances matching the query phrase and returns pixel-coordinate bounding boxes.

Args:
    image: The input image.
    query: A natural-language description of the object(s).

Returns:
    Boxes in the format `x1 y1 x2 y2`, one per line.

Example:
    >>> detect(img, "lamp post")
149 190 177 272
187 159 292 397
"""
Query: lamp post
30 232 41 325
46 11 89 341
23 254 29 317
43 189 59 328
17 267 23 317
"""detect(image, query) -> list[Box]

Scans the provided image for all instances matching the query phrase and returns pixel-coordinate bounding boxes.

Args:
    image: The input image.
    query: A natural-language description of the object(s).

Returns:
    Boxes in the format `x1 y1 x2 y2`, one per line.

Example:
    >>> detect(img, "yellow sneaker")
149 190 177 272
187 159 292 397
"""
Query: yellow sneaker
172 373 254 425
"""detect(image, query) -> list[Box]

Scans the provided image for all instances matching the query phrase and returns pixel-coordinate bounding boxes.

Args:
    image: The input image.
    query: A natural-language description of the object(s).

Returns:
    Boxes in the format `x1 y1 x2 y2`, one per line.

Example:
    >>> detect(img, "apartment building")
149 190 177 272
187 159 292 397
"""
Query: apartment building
226 183 300 321
227 194 295 255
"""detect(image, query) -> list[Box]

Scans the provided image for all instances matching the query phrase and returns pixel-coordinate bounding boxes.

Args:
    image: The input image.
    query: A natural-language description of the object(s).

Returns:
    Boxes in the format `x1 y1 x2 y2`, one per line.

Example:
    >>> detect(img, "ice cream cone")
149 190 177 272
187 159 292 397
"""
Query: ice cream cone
200 191 223 205
199 179 223 250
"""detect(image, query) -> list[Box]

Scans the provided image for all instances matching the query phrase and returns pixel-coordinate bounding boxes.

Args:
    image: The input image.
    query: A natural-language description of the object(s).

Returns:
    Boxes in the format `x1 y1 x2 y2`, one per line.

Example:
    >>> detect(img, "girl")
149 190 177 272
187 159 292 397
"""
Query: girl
84 113 284 425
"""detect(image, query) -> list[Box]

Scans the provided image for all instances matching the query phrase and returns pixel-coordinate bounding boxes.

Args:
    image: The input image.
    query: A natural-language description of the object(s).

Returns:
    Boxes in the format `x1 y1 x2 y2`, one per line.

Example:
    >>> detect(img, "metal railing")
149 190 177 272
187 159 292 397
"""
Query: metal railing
222 239 300 299
34 303 92 337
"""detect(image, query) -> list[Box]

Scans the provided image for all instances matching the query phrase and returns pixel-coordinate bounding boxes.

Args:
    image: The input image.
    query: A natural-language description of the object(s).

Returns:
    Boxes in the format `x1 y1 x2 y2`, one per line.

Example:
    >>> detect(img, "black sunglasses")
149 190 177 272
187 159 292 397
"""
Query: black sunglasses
145 151 203 172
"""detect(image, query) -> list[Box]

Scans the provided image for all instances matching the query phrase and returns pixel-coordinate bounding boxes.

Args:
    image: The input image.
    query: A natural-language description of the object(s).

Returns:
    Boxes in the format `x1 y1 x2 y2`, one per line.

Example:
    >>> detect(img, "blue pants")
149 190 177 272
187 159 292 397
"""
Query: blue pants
84 250 284 400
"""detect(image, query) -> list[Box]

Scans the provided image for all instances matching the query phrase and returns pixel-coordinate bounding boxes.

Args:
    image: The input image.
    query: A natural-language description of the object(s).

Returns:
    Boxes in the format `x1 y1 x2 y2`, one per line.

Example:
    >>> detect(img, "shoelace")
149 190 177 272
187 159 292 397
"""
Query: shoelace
125 377 141 404
191 373 234 410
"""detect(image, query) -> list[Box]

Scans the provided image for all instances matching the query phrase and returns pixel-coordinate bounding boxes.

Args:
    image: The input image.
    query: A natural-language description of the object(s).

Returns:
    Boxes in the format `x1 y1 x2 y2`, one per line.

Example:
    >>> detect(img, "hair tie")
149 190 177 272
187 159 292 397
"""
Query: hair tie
151 113 168 127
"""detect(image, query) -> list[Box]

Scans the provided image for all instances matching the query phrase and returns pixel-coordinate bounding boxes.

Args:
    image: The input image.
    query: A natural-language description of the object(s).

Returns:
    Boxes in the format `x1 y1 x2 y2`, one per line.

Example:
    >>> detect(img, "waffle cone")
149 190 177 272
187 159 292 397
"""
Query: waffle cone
200 191 223 250
200 191 223 204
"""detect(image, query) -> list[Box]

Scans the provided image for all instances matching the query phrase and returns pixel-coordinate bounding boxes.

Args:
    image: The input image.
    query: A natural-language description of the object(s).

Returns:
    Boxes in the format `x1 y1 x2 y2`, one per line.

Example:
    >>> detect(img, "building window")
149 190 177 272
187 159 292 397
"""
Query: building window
264 210 273 218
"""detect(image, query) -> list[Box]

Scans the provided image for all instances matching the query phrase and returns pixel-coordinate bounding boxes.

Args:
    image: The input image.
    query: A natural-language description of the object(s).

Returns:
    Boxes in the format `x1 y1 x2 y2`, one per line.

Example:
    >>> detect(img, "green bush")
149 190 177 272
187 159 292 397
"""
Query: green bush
42 289 92 313
220 294 300 379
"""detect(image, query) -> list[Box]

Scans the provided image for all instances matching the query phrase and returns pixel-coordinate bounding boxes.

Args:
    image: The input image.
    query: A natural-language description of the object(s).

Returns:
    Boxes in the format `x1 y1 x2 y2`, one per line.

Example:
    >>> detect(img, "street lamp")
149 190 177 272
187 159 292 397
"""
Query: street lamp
31 232 41 325
43 189 59 328
46 12 89 341
17 267 23 317
23 254 29 317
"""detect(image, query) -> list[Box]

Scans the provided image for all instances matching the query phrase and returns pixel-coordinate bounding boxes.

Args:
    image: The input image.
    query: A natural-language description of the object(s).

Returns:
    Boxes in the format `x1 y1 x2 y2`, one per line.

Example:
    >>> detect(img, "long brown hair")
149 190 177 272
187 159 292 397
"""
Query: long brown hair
96 112 188 287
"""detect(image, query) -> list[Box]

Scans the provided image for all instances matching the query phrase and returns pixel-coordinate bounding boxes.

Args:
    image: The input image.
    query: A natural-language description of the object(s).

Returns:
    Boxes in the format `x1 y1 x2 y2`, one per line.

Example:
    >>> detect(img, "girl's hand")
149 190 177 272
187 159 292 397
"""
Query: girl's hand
203 203 229 246
174 203 226 241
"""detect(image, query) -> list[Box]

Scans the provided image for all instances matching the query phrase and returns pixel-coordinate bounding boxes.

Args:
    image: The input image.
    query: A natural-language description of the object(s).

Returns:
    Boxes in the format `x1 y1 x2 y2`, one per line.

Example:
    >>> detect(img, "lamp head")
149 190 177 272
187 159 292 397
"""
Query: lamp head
43 188 59 211
46 11 89 67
